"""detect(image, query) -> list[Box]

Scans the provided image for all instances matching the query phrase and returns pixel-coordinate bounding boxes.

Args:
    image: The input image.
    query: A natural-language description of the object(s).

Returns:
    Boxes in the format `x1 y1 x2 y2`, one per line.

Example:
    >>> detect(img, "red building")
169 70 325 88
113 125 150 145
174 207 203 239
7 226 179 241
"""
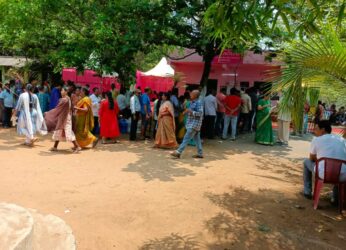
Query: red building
62 68 120 92
169 49 281 94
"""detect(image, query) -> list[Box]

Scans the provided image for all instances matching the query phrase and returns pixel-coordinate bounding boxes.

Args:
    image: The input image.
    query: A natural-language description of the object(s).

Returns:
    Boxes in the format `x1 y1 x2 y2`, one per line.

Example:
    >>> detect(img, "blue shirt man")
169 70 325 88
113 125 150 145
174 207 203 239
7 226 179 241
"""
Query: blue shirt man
0 88 14 108
37 90 50 113
0 84 15 127
140 92 151 115
140 88 152 138
49 86 62 110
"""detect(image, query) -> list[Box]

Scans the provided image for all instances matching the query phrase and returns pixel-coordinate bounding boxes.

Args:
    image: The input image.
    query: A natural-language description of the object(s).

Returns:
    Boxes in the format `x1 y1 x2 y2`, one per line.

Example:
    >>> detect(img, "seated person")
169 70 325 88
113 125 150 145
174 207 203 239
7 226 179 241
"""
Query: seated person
303 120 346 203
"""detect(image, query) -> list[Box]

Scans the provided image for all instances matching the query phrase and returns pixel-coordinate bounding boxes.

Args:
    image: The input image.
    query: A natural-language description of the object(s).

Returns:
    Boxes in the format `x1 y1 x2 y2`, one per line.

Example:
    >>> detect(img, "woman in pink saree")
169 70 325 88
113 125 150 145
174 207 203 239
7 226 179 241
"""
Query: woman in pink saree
154 92 178 149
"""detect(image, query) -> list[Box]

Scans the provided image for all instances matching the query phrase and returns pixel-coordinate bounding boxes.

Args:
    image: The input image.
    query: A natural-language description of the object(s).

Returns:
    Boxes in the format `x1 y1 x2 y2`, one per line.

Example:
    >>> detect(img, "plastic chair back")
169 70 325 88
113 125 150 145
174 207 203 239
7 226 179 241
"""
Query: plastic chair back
316 158 346 183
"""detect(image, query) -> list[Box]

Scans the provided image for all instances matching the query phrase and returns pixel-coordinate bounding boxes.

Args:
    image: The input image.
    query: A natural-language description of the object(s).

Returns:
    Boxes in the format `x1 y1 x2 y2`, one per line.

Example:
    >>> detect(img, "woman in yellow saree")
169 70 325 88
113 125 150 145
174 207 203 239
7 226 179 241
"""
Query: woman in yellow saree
154 92 178 149
74 88 98 148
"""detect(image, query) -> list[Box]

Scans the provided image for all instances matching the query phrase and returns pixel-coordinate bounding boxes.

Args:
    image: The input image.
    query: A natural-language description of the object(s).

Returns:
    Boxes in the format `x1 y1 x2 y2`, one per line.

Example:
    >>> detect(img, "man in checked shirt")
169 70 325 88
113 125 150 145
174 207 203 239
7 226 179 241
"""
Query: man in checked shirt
171 90 204 159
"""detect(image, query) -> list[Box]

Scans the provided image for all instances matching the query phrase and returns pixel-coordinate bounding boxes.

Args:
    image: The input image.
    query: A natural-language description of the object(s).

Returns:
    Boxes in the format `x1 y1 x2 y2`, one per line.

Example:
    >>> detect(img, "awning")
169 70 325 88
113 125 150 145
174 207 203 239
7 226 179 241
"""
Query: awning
143 57 174 77
0 56 28 67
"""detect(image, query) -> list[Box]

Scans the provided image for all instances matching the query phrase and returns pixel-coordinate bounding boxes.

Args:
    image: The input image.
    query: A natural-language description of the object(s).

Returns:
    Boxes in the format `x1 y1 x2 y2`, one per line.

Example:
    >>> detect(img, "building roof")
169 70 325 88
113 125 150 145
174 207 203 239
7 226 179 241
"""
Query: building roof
0 56 28 67
168 48 282 66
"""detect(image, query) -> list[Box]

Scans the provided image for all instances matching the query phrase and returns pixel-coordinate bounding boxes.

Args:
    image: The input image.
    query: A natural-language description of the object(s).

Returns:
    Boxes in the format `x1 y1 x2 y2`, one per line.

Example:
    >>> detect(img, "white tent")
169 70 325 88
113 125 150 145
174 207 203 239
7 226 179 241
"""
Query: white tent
143 57 174 77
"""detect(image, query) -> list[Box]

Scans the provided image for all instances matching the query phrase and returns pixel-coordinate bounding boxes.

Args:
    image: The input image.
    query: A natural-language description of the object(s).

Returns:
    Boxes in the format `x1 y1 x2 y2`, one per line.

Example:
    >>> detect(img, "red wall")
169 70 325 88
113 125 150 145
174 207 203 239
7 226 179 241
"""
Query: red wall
172 62 280 93
62 68 120 92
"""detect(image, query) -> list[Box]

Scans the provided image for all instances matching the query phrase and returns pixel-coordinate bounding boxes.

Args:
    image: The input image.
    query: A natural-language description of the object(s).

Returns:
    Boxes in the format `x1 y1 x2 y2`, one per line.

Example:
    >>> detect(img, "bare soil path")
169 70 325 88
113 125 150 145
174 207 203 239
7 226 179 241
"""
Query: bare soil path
0 129 345 250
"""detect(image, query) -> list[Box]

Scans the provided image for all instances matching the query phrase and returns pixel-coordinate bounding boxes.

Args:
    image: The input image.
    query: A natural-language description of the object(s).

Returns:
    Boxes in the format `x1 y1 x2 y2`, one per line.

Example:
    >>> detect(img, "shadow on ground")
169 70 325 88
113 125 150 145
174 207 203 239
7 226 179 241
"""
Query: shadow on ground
138 187 346 249
0 128 311 183
139 233 200 250
203 187 346 249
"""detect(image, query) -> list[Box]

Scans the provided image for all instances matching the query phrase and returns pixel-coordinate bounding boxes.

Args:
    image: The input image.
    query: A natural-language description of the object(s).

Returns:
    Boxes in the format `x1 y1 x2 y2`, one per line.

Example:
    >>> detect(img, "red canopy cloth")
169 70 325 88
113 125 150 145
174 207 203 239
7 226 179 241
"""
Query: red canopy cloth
136 70 174 93
62 68 120 92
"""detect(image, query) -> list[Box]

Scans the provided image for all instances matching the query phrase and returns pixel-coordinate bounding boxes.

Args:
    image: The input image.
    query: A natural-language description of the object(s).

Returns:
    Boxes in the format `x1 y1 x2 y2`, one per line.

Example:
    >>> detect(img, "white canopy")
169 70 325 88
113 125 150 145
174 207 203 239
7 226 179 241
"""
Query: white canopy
143 57 174 77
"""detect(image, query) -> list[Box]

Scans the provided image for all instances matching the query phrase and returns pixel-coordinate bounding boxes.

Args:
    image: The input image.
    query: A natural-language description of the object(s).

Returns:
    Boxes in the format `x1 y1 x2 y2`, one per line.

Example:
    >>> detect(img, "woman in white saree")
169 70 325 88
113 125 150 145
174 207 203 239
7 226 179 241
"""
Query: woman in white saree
14 84 47 146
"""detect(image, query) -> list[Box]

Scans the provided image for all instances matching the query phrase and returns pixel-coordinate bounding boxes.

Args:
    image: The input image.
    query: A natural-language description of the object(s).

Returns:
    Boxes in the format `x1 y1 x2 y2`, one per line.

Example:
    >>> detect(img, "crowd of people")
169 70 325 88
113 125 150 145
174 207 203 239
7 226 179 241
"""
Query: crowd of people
0 79 345 155
0 78 345 209
314 101 346 126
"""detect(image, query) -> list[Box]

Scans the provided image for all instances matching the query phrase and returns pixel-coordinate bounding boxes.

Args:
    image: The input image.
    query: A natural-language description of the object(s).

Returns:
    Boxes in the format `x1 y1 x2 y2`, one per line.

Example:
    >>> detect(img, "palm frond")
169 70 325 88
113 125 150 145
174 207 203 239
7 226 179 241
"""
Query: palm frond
269 25 346 129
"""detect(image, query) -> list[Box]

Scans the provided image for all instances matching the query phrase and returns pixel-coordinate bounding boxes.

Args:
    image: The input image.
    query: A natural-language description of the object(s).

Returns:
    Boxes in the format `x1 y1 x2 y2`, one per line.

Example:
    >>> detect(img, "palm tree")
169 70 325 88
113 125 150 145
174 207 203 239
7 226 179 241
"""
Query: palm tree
268 26 346 137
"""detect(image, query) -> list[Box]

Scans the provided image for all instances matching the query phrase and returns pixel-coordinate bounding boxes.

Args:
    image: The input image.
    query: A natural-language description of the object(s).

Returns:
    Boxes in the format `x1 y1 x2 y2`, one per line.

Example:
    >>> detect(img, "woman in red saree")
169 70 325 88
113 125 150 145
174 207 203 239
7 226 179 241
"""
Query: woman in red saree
99 91 120 144
154 92 178 149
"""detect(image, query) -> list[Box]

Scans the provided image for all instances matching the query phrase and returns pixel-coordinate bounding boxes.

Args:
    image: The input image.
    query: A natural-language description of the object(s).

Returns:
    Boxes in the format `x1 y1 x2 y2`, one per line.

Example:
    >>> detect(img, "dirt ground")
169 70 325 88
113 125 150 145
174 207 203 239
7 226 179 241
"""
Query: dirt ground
0 128 345 250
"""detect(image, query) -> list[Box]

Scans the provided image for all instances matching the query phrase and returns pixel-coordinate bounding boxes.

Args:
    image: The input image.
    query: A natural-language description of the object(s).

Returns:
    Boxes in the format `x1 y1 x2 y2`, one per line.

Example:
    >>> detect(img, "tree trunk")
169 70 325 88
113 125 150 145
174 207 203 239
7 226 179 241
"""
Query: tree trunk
199 43 216 87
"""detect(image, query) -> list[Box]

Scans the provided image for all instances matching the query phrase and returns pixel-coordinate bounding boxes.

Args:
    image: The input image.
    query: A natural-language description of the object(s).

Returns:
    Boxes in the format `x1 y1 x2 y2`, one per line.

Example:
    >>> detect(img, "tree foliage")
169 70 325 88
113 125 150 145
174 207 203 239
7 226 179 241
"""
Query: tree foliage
268 26 346 130
204 0 346 50
0 0 220 84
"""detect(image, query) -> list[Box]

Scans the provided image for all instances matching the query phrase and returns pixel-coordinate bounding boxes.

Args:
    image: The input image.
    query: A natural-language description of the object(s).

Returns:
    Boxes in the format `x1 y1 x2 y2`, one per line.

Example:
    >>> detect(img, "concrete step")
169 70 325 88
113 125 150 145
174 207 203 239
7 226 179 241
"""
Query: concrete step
29 209 76 250
0 203 76 250
0 203 34 250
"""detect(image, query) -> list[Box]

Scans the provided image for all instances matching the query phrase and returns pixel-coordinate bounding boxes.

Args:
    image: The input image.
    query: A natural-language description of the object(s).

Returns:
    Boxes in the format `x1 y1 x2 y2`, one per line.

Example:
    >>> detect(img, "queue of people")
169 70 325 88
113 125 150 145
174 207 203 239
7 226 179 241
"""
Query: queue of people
0 79 345 155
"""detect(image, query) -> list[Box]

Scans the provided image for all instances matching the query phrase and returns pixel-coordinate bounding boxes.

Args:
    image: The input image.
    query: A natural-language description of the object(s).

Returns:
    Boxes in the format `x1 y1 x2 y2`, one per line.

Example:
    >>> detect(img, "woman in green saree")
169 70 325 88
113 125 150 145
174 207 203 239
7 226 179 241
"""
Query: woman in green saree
255 95 274 145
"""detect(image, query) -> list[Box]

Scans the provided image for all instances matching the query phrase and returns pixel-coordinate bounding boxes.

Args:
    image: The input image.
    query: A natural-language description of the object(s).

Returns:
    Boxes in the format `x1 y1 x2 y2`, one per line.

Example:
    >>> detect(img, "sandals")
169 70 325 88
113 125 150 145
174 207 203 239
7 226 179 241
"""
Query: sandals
72 147 81 153
23 142 34 147
92 138 99 148
31 138 39 143
192 154 204 159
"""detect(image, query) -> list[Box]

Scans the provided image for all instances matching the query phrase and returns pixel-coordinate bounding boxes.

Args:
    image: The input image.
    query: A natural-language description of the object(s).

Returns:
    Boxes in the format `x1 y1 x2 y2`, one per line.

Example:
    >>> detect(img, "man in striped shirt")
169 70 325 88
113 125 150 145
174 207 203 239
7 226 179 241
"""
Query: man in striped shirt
171 90 204 159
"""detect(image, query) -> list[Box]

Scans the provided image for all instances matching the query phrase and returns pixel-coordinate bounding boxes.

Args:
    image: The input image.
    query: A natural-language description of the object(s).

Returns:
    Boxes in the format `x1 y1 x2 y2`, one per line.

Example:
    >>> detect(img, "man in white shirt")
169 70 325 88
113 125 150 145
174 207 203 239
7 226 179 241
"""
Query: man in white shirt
276 99 291 145
204 90 217 139
89 87 101 135
117 88 130 118
303 120 346 202
129 89 141 141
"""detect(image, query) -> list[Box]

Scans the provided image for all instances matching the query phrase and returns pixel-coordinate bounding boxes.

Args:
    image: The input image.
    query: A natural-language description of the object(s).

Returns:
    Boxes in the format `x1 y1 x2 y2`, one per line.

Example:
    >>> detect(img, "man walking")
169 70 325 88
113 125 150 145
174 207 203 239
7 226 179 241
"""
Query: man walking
171 90 204 158
204 90 217 139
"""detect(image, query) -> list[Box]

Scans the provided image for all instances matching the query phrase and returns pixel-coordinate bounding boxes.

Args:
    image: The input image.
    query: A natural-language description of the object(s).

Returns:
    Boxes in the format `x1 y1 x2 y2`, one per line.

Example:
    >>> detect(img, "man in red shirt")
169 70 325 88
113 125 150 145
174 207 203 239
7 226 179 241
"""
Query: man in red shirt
222 88 241 140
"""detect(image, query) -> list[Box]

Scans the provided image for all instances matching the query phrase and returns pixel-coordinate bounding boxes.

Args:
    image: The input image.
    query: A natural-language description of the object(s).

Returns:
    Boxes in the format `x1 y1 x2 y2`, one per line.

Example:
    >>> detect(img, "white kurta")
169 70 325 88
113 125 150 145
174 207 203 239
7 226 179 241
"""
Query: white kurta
16 92 47 142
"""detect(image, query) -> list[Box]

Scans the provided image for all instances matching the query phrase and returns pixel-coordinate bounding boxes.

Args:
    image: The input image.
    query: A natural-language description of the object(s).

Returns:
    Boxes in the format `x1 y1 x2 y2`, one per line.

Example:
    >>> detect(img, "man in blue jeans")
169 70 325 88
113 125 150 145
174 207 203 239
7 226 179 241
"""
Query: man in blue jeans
171 90 204 159
222 88 241 140
140 87 152 139
302 120 346 204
